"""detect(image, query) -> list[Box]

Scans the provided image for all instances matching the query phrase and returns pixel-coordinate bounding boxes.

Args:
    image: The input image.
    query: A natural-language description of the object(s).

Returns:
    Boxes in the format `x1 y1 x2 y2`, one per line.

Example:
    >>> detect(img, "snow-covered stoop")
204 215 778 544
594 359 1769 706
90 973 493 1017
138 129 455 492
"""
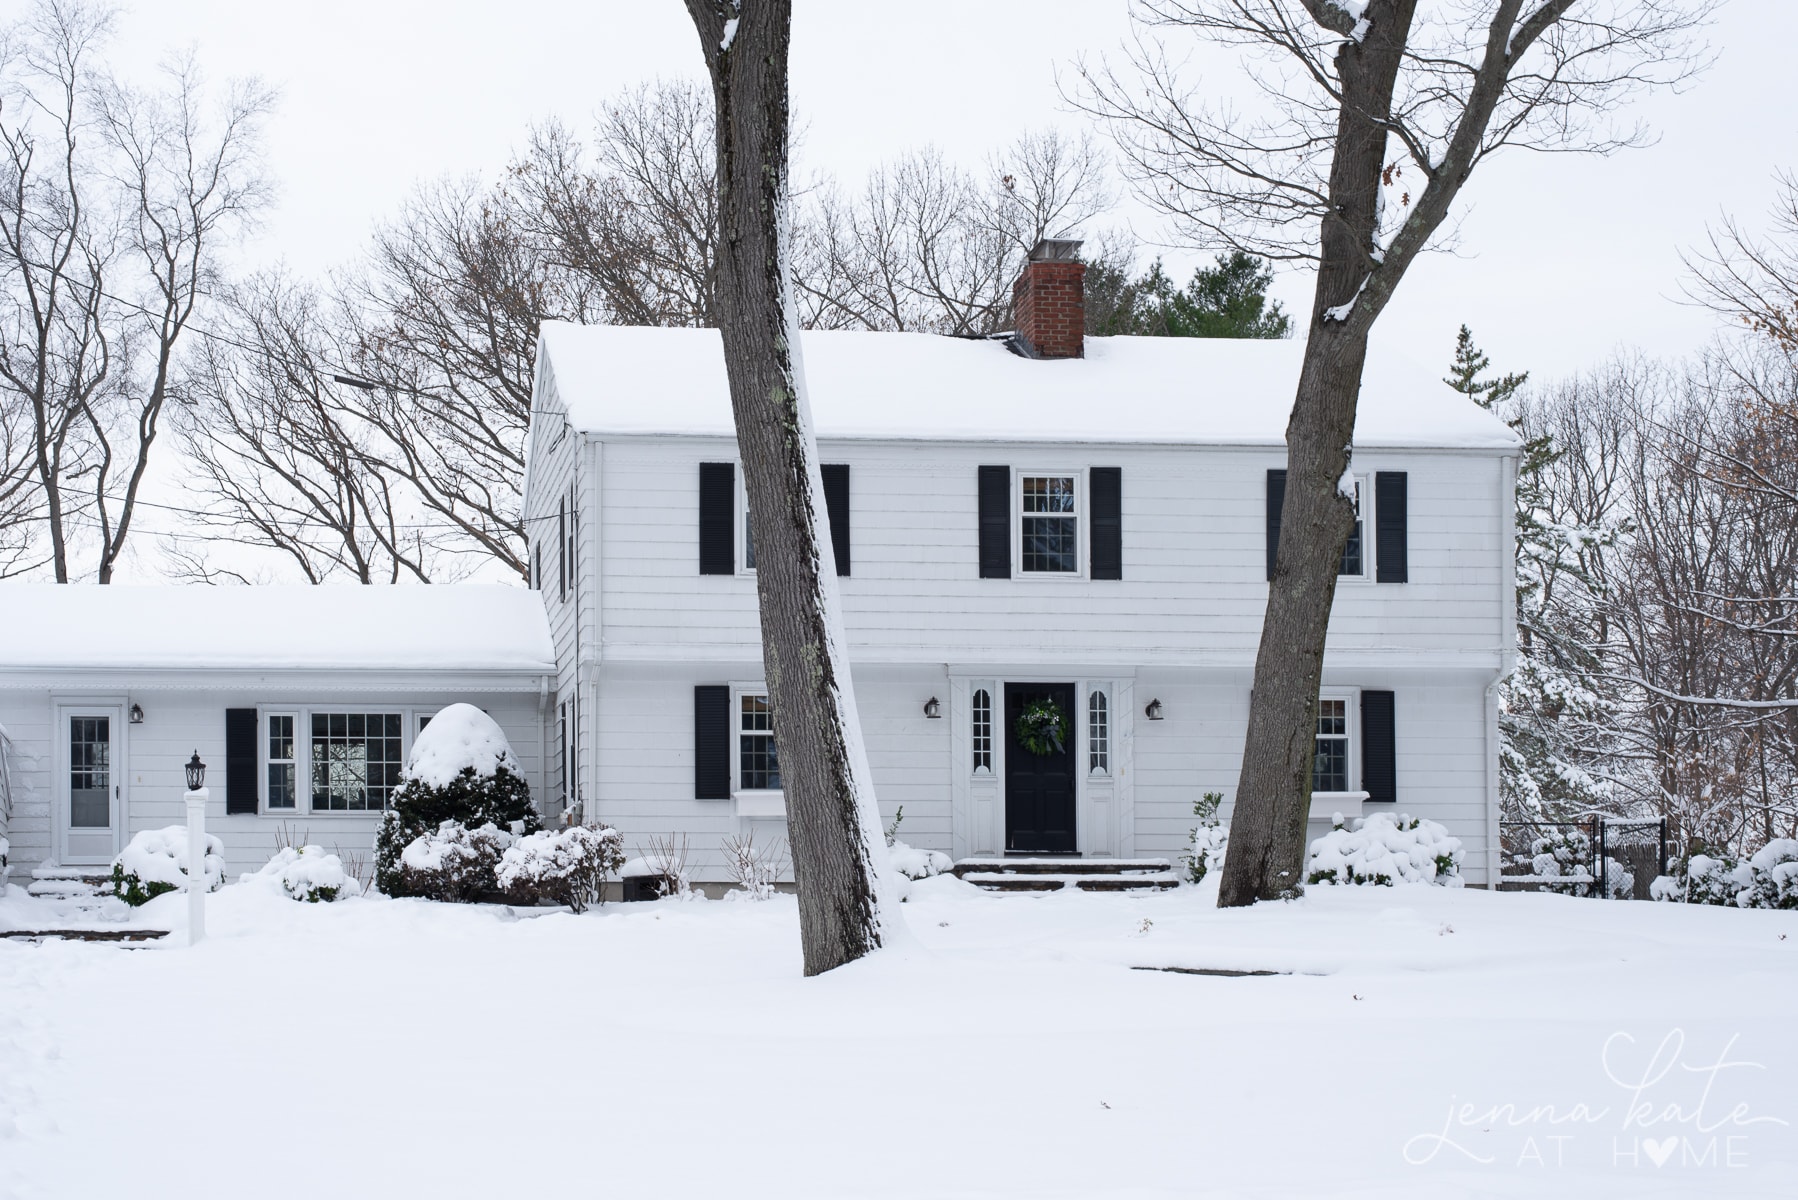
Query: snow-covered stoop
26 864 113 900
951 857 1178 893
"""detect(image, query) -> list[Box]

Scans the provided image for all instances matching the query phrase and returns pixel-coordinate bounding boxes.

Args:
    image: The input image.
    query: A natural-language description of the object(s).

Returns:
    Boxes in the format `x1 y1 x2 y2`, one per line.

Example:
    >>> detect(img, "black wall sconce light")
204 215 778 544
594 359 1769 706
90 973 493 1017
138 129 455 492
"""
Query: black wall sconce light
1144 698 1164 720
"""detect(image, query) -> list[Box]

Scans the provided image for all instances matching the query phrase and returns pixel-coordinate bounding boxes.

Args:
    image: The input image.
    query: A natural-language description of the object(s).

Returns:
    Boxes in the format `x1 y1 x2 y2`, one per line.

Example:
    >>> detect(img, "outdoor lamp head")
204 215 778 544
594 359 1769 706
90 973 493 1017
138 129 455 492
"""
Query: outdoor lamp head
185 751 206 792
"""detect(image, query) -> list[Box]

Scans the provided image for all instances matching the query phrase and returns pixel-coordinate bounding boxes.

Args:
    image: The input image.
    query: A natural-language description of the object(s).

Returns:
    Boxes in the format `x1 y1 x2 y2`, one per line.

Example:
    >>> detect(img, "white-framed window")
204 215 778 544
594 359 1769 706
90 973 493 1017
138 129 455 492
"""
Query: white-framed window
736 690 780 792
266 712 298 810
1313 696 1353 793
972 688 993 774
309 712 405 811
1338 475 1370 580
1088 689 1109 775
258 708 413 815
736 469 758 574
566 481 579 594
1018 471 1082 574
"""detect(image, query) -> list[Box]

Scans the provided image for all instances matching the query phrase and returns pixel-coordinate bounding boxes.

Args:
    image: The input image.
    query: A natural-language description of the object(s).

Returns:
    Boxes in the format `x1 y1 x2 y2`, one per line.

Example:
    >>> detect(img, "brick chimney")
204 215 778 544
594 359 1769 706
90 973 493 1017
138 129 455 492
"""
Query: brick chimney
1012 238 1085 359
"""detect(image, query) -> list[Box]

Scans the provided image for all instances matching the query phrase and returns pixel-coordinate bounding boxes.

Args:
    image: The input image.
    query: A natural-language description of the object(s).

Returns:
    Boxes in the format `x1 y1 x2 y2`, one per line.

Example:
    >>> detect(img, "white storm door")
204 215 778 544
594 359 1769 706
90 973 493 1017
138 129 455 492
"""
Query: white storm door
60 706 123 865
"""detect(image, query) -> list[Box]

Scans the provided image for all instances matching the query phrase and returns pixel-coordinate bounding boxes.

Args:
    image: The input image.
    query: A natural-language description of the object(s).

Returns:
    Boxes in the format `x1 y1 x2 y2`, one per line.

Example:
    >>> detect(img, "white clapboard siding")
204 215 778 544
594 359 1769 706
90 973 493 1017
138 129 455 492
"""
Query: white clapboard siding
0 688 543 879
593 438 1506 666
524 358 586 814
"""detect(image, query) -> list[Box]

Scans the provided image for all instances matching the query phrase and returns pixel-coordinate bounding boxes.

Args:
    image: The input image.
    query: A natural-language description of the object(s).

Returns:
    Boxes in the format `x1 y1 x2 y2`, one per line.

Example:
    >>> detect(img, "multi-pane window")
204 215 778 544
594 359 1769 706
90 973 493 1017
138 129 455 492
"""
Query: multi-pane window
739 694 780 790
1020 474 1078 573
311 712 404 811
972 688 993 773
267 714 297 810
1088 690 1109 774
68 716 110 829
1339 477 1367 577
1313 699 1350 792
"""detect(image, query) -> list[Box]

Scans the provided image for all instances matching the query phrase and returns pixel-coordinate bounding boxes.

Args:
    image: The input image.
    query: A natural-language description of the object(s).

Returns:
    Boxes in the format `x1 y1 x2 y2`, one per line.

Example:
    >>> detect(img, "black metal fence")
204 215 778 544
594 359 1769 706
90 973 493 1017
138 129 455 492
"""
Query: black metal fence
1500 816 1669 899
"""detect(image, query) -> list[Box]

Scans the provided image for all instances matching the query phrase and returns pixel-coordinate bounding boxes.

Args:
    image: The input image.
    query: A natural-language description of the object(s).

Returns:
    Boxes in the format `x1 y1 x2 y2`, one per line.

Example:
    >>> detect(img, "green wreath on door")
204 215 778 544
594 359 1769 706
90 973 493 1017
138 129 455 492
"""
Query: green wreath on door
1015 698 1068 756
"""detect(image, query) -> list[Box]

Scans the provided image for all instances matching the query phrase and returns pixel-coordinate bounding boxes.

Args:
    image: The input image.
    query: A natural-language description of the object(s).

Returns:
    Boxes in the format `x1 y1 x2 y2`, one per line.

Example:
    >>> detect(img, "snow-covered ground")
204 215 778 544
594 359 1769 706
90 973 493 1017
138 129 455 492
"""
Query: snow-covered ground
1 878 1793 1199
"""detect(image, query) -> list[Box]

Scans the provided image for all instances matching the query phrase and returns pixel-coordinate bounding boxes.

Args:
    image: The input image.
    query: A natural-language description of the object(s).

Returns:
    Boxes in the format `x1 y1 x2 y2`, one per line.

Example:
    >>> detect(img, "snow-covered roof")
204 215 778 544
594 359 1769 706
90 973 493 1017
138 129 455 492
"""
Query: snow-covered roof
538 323 1520 450
0 585 555 674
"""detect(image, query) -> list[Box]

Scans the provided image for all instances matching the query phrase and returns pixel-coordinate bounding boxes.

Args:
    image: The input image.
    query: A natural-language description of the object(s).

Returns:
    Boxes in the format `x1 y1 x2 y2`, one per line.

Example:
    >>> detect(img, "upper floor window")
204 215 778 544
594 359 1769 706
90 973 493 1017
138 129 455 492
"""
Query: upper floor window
1020 473 1079 573
972 688 992 773
1339 476 1368 579
743 497 757 572
739 693 780 790
1313 699 1350 793
564 483 579 596
1088 690 1109 775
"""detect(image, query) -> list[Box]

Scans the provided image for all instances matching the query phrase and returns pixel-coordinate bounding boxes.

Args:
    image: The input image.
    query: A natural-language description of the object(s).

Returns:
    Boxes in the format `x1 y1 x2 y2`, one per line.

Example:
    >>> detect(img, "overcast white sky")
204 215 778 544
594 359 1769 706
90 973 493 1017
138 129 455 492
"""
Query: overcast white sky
107 0 1795 382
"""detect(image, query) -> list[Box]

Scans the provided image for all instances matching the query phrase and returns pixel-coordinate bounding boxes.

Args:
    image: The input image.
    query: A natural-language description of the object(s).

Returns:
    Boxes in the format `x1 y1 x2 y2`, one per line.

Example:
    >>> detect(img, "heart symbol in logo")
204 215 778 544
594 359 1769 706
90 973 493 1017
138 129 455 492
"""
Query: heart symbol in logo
1643 1136 1678 1168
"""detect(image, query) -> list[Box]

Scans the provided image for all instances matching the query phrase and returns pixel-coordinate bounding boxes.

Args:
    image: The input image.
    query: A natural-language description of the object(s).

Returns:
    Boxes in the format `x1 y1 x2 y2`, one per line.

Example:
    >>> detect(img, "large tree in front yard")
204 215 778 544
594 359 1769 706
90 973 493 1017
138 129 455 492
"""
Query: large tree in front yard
1075 0 1714 905
681 0 894 973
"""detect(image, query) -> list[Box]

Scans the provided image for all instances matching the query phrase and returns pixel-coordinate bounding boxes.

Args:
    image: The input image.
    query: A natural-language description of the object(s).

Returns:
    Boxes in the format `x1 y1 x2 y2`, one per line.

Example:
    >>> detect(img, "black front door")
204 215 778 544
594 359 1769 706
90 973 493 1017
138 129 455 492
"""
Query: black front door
1005 682 1077 854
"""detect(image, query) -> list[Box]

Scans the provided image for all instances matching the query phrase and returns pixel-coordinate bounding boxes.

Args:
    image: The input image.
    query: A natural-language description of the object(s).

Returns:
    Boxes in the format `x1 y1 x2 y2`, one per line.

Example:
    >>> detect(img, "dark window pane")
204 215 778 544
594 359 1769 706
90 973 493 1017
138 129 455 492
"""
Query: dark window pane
1022 517 1077 572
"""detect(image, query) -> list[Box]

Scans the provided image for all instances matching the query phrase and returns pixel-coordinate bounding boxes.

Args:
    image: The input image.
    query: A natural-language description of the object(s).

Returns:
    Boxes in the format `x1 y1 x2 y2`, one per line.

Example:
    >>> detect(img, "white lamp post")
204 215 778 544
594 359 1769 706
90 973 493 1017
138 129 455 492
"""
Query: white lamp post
184 751 208 946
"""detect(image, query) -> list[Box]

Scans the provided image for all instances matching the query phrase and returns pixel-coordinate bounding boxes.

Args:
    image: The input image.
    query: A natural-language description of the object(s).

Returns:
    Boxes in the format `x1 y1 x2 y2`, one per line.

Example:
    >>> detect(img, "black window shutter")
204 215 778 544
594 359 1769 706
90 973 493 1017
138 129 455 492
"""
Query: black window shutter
557 497 567 599
978 465 1011 579
225 708 258 815
694 685 731 800
1375 471 1408 583
821 463 851 576
1090 467 1121 580
1266 468 1287 582
1360 690 1396 803
698 462 735 575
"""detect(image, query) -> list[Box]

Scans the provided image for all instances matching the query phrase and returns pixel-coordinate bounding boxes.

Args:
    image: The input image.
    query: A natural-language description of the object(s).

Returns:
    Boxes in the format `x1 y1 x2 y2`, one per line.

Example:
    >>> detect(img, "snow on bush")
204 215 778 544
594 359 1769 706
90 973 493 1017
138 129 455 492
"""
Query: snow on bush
497 824 625 912
109 826 226 906
1182 792 1228 885
375 704 537 897
1518 828 1594 896
1660 840 1798 910
395 822 513 903
244 845 359 903
1306 812 1464 888
888 840 952 882
1735 840 1798 910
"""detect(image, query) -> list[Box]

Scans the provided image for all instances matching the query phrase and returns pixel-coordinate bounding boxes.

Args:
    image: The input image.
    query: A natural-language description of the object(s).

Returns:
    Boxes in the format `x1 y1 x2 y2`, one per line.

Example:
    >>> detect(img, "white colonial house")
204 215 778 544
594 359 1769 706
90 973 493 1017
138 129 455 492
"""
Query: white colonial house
0 244 1519 892
519 244 1519 886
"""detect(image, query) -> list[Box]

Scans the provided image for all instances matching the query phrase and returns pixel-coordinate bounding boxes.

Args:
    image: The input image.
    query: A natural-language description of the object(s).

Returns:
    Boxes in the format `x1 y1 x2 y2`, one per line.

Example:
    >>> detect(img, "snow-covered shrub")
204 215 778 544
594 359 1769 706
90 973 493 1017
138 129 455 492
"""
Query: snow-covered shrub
374 704 538 897
1183 792 1228 885
1306 812 1464 887
245 845 358 903
109 826 226 906
1516 828 1595 896
394 822 512 903
1734 840 1798 910
888 840 952 882
720 830 788 900
497 824 625 912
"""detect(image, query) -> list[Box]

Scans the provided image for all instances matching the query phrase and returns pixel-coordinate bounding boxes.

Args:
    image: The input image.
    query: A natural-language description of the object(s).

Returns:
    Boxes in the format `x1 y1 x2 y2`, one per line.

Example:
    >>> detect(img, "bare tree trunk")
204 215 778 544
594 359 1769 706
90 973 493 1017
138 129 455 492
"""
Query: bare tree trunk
1218 3 1415 906
682 0 891 974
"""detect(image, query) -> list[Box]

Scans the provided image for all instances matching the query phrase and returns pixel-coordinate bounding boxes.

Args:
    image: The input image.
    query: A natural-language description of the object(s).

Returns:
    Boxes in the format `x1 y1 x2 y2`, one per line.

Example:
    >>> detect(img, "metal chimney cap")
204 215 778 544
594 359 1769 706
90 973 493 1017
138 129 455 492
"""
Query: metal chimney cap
1028 237 1083 262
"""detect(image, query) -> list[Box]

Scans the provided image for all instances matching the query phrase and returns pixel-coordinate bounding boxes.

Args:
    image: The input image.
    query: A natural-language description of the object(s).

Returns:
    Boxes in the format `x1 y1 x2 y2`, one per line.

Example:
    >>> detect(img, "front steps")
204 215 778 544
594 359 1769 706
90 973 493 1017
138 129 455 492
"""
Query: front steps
952 857 1180 893
26 865 112 899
